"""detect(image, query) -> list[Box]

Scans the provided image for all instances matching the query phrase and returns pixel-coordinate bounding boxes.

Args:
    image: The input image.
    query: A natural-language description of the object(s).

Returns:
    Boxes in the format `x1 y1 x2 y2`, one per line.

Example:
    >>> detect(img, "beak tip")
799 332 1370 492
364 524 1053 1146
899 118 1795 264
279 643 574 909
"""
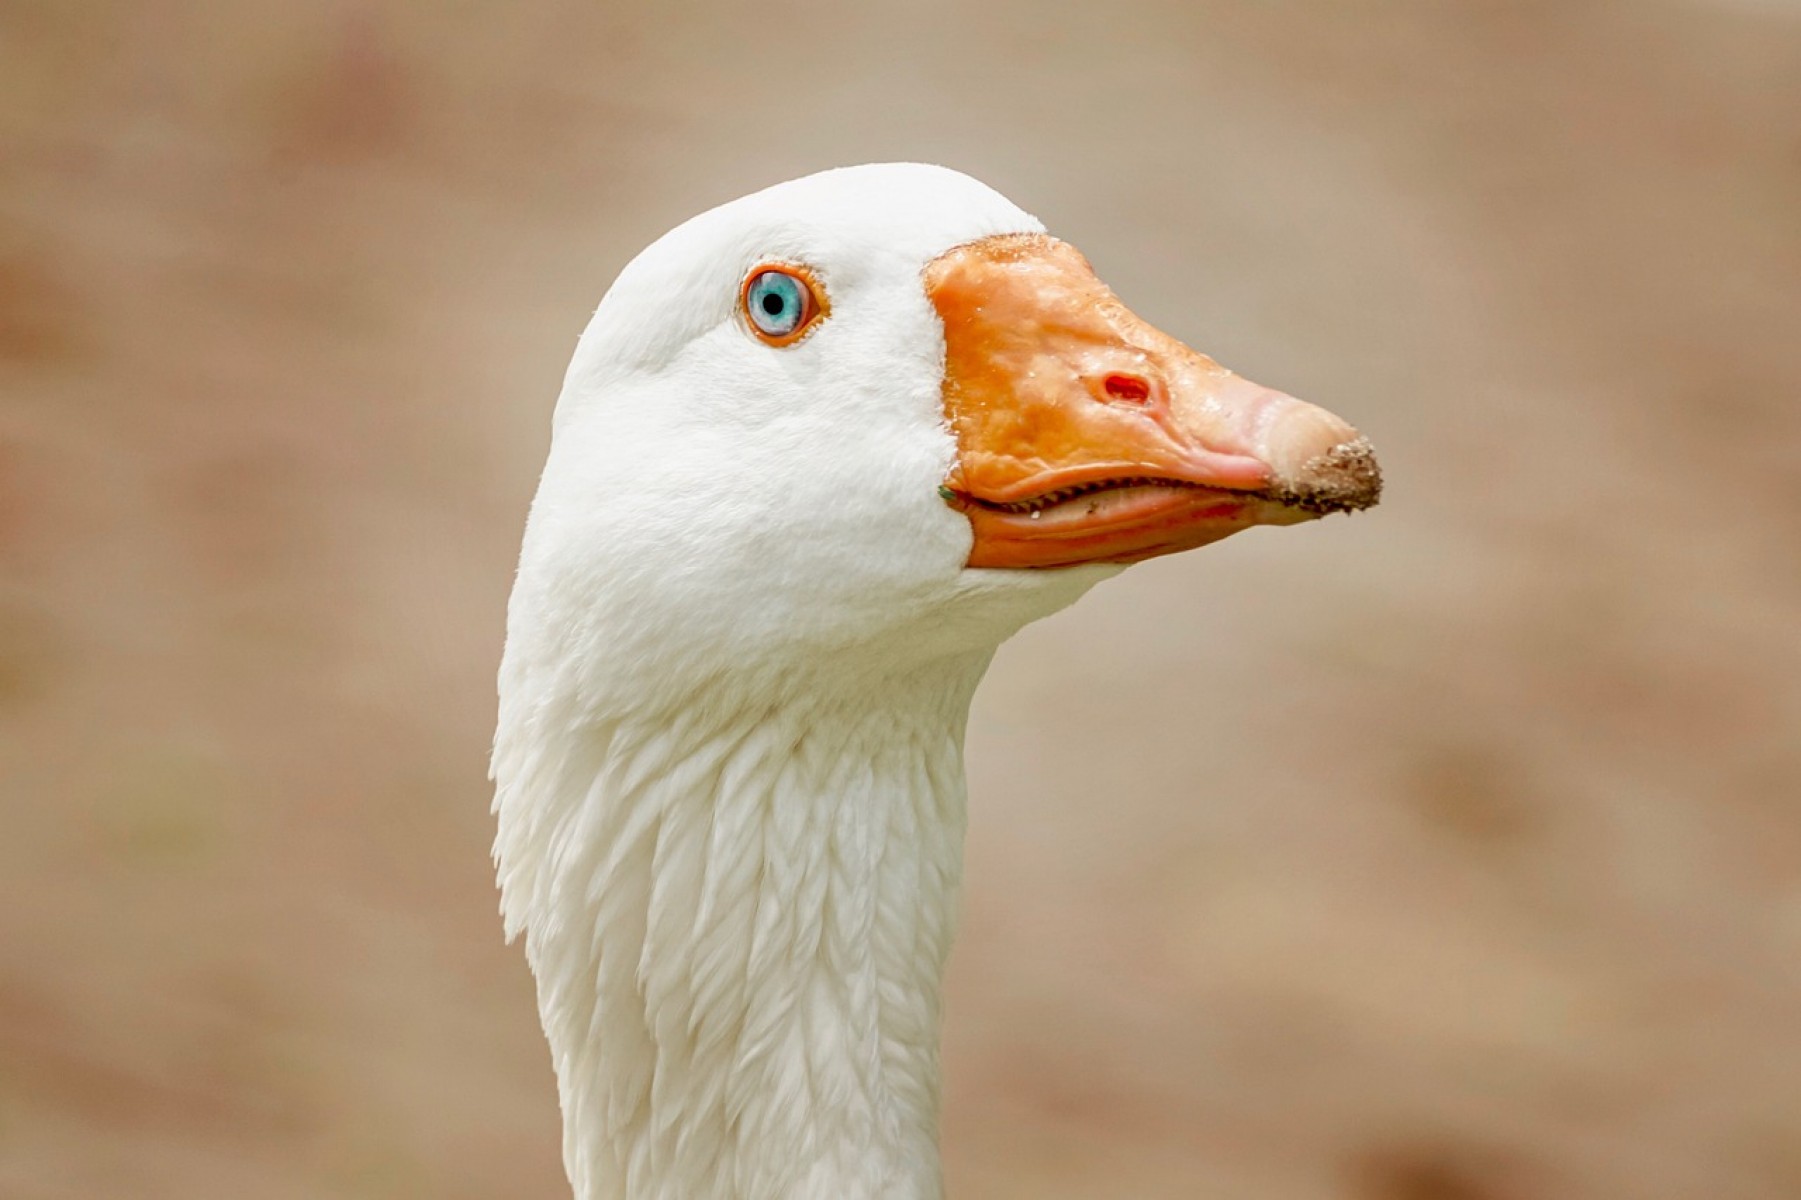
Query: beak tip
1267 435 1383 516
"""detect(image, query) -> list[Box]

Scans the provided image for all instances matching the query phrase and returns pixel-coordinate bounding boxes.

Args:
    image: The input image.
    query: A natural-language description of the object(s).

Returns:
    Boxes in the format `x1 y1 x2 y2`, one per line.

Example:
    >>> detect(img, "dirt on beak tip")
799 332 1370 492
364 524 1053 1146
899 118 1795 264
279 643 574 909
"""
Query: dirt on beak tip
1263 436 1383 516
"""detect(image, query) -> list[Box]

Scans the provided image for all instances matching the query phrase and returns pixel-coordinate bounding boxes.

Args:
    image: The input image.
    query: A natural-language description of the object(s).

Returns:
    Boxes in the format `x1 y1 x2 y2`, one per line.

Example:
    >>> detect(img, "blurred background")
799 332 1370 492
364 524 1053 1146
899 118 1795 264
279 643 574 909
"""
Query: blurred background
4 1 1800 1197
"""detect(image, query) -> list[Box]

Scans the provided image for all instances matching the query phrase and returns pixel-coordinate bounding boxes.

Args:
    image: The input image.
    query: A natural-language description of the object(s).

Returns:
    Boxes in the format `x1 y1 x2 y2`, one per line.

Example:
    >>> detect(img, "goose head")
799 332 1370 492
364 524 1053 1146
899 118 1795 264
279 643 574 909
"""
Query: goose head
511 162 1378 710
498 163 1381 1200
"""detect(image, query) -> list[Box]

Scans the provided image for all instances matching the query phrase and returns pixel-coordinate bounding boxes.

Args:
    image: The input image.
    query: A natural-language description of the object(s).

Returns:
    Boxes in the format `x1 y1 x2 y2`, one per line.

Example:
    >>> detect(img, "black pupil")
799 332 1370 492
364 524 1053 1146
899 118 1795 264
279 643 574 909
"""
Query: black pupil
761 291 786 317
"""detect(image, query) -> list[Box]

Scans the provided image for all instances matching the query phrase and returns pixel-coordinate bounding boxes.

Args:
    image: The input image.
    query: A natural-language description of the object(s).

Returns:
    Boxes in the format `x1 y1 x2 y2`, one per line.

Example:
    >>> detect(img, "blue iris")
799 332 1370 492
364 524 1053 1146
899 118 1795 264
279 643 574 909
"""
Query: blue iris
746 270 808 338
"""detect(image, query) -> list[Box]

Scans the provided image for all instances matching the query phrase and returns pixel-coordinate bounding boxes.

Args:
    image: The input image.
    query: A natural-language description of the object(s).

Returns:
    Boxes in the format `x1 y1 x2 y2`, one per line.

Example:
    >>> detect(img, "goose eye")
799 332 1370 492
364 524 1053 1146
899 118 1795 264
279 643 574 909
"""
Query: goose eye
742 266 822 344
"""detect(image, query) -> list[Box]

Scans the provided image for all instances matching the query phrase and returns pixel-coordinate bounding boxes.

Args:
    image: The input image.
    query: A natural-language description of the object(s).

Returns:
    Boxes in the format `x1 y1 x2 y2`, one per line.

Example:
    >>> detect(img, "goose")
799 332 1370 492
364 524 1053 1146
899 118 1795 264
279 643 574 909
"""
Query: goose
492 162 1380 1200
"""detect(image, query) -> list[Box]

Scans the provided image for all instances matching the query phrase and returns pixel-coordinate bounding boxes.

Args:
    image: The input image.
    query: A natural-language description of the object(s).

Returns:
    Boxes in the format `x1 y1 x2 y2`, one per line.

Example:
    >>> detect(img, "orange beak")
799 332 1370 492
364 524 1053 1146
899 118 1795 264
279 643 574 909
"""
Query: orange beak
927 234 1380 569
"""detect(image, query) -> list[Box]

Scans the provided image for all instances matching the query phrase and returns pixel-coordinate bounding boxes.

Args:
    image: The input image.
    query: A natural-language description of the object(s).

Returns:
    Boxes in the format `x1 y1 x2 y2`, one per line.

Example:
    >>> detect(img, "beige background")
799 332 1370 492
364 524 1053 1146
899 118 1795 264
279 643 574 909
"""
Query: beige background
4 1 1801 1197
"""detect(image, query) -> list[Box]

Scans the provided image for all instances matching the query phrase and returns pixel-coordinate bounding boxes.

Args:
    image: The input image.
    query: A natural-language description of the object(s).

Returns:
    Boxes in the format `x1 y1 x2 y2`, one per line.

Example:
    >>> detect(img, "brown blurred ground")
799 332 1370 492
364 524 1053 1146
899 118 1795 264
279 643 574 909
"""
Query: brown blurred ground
3 1 1800 1197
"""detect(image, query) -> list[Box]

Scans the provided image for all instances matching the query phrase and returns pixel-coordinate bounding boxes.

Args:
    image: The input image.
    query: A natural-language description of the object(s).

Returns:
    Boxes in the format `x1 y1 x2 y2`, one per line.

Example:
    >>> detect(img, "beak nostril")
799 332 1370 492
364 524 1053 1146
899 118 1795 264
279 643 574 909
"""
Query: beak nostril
1101 373 1152 404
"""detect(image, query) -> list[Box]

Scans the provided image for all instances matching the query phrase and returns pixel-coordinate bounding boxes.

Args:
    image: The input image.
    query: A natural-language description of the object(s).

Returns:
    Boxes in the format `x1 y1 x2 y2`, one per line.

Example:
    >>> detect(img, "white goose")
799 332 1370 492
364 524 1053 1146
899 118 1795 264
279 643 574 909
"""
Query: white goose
492 163 1378 1200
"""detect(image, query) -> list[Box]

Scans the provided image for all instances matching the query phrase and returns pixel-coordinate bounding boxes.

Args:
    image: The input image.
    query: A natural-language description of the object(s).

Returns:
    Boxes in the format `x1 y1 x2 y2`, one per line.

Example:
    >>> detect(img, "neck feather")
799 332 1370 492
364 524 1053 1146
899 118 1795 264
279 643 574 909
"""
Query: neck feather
494 656 989 1200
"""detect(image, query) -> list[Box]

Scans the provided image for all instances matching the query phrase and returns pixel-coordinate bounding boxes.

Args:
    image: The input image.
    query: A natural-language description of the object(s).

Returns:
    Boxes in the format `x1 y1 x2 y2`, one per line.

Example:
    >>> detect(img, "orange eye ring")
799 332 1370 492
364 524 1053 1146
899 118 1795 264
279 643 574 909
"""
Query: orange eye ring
740 263 828 347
